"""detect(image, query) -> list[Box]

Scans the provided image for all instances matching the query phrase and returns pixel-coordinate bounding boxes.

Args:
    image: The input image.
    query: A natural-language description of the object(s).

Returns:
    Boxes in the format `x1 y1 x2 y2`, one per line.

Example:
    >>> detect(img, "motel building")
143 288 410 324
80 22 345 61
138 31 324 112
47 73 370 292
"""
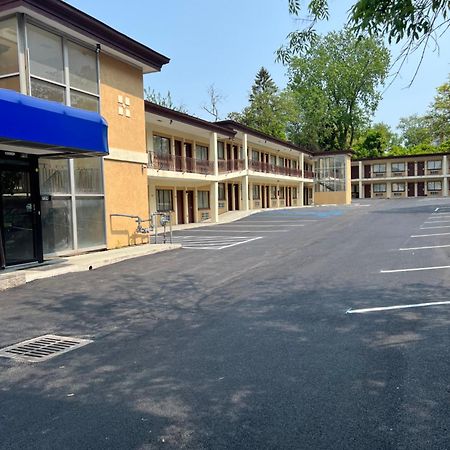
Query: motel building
351 153 450 199
0 0 351 271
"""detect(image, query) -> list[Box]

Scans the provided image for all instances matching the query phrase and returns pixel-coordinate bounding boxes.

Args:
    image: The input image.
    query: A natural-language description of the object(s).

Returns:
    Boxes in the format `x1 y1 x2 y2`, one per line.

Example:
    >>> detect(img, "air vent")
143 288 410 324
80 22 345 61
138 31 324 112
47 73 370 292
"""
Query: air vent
0 335 92 362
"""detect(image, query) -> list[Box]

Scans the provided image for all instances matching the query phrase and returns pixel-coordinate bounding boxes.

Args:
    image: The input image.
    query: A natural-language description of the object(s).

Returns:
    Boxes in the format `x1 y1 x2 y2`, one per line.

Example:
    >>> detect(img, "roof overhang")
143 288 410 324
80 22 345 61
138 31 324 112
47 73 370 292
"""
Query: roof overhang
0 88 109 157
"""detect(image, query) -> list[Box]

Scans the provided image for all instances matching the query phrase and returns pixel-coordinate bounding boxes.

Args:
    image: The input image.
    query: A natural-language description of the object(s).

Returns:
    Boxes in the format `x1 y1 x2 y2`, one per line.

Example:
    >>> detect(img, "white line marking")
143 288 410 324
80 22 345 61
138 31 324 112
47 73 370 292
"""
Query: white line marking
235 220 317 223
220 224 305 227
175 236 250 240
411 232 450 238
184 229 289 233
399 244 450 251
435 207 440 211
218 236 263 249
380 265 450 273
421 225 450 229
346 300 450 314
424 220 450 224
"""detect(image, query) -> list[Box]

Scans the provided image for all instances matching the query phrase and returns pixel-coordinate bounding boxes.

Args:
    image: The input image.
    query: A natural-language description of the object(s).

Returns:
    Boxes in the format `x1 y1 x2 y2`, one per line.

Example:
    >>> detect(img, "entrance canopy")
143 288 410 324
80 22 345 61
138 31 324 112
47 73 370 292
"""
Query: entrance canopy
0 89 108 157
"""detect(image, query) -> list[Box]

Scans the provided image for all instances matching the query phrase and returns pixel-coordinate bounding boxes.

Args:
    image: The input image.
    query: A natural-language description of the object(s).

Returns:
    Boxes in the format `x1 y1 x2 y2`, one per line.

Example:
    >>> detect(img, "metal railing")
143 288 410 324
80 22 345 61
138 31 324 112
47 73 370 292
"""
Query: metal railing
249 159 303 177
149 152 214 175
218 159 245 173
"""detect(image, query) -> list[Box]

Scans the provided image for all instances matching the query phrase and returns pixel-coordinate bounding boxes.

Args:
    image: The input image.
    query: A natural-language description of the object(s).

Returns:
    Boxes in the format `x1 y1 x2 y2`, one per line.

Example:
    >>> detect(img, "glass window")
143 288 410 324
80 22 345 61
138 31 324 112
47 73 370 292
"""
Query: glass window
41 198 73 253
373 164 386 173
270 155 277 166
252 185 260 200
373 183 386 193
196 145 208 161
392 183 405 192
252 150 259 161
218 183 225 201
74 158 103 194
270 186 277 199
217 142 225 160
67 41 98 94
292 160 298 169
427 181 442 191
314 155 346 192
70 90 99 112
39 159 70 194
156 189 172 211
198 191 210 209
293 187 298 199
427 160 442 170
28 24 64 83
279 157 285 167
0 17 19 76
391 163 405 172
75 198 106 249
279 187 285 199
153 136 171 155
0 75 20 92
31 78 65 103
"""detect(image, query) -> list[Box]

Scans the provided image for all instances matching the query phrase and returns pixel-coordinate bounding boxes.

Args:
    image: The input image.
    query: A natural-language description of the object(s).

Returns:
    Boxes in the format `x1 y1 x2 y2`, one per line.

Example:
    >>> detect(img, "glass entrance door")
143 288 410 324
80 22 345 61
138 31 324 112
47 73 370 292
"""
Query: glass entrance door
0 157 42 267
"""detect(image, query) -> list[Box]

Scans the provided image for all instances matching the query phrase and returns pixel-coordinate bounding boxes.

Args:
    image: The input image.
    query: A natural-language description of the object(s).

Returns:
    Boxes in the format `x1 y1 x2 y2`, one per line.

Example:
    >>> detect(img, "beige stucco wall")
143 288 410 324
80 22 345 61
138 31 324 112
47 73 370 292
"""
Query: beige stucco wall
99 53 149 248
314 191 348 205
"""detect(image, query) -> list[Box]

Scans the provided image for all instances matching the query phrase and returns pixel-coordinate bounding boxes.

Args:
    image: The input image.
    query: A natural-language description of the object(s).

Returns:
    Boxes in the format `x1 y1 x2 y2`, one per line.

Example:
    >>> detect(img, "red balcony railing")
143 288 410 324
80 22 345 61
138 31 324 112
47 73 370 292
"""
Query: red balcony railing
249 159 303 177
149 152 214 175
218 159 245 173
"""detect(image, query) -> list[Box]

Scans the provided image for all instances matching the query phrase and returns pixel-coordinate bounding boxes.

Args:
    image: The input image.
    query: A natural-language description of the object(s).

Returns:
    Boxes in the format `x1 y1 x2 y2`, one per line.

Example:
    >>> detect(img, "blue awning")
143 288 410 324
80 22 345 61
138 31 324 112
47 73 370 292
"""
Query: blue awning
0 88 108 157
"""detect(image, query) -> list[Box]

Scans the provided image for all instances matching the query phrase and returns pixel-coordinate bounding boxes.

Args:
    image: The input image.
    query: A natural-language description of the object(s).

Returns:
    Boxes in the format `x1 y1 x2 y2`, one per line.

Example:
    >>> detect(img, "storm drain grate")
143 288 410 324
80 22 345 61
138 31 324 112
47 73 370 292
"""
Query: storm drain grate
0 335 93 363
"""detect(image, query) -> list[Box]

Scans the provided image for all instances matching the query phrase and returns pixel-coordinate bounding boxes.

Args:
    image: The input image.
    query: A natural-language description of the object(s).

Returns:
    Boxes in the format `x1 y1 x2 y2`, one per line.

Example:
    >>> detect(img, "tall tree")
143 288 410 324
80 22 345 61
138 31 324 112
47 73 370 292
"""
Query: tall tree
353 123 399 158
397 114 432 147
144 88 188 113
229 67 294 140
287 29 390 150
427 77 450 144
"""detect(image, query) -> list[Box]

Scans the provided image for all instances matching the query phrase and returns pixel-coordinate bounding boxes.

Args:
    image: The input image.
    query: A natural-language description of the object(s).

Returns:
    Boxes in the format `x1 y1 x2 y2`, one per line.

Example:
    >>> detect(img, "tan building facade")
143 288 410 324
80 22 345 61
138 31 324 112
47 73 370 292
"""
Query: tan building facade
351 154 450 199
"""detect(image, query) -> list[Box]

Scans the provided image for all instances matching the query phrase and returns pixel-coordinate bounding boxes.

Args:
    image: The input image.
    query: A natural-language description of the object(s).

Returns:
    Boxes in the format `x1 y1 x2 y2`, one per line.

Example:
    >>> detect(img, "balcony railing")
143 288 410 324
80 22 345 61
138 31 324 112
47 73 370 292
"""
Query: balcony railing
304 170 314 179
249 159 303 177
149 152 214 175
218 159 245 173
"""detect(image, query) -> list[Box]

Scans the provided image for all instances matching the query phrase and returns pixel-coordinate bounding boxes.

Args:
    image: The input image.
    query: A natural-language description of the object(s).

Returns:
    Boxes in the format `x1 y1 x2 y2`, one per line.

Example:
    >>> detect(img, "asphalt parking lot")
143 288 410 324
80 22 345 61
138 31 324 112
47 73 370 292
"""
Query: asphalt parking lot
2 199 450 449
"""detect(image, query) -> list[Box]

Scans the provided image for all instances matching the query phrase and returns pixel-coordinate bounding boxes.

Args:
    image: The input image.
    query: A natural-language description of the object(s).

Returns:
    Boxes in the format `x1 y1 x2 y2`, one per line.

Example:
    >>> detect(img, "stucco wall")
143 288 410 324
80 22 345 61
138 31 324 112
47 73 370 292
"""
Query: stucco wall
314 191 348 205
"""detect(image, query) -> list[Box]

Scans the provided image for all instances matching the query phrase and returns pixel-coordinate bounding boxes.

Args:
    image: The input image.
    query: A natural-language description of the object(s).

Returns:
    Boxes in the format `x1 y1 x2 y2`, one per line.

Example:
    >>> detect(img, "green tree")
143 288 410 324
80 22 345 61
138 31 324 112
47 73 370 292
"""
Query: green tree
397 114 432 147
353 123 399 158
144 88 188 113
427 77 450 144
287 29 390 151
229 67 294 140
279 0 450 75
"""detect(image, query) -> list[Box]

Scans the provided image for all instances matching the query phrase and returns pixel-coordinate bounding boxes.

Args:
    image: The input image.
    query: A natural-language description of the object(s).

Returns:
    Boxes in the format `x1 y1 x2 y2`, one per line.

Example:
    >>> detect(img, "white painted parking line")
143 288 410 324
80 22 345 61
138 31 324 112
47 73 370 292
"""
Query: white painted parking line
435 207 440 211
346 300 450 314
174 235 264 250
399 244 450 251
411 232 450 238
420 225 450 229
218 237 263 249
424 220 450 224
184 229 290 233
219 224 306 227
380 265 450 273
236 220 318 223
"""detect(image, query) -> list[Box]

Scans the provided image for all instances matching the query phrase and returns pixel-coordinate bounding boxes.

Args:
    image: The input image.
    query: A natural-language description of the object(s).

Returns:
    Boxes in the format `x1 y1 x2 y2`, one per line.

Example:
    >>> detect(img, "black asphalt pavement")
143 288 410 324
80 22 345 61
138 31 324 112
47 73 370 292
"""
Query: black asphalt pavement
2 199 450 449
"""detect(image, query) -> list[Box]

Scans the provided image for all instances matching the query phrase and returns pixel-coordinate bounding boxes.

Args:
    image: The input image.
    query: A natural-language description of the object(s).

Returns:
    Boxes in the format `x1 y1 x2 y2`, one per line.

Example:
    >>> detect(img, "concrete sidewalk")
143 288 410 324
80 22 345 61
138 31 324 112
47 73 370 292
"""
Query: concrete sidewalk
0 243 181 291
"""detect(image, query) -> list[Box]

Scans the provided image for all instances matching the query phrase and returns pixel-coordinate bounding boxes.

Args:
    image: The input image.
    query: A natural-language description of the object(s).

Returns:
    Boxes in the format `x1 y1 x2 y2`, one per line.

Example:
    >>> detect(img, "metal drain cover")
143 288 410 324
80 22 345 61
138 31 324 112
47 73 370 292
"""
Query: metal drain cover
0 334 92 362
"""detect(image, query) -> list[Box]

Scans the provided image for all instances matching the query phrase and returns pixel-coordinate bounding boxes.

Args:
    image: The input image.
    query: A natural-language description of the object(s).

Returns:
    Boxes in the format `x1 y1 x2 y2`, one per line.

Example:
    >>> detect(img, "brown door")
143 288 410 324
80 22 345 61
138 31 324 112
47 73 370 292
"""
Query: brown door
364 184 371 198
303 187 308 205
417 161 425 176
364 165 371 178
407 162 415 176
186 190 194 223
175 140 182 171
417 182 425 196
407 183 415 197
286 187 291 206
351 166 359 179
226 144 232 160
185 143 193 172
261 185 266 208
176 190 185 224
227 184 233 211
234 184 240 210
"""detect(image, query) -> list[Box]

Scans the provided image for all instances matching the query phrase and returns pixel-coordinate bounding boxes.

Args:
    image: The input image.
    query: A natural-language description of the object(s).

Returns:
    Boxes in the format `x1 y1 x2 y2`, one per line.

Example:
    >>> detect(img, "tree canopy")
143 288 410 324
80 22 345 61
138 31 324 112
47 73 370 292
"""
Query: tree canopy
286 29 390 151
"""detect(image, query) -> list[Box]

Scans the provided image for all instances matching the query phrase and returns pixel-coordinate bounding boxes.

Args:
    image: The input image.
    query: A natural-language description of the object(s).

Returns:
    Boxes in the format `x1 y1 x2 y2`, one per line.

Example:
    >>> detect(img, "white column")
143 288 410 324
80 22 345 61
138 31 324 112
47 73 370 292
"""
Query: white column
358 161 363 199
211 181 219 222
443 155 448 197
173 187 178 224
183 189 188 223
386 181 391 199
249 182 253 209
193 187 199 222
299 181 304 206
210 132 218 176
300 153 305 177
243 133 249 171
242 176 249 210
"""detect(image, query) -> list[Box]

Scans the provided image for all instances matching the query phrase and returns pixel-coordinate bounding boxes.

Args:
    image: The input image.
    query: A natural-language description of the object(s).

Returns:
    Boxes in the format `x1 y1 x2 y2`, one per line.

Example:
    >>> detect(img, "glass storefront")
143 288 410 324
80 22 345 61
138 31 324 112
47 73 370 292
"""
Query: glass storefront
315 155 346 192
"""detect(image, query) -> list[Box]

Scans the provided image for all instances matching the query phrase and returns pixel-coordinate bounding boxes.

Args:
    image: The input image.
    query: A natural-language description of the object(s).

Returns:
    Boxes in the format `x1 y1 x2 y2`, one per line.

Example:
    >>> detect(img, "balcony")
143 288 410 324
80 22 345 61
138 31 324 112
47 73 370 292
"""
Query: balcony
218 159 245 173
249 159 303 177
304 170 314 179
149 152 214 175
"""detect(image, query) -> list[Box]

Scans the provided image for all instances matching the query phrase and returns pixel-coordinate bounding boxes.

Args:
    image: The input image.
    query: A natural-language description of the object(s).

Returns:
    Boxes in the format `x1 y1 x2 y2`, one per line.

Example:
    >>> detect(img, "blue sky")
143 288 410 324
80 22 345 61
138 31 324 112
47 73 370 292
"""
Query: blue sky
69 0 450 131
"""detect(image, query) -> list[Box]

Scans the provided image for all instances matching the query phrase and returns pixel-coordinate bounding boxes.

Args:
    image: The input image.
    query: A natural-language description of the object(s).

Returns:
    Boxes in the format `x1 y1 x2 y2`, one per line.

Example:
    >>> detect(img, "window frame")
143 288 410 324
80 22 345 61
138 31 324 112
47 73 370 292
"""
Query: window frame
391 162 405 173
252 185 260 200
156 189 173 212
427 160 442 170
391 182 405 192
427 181 442 191
373 183 387 193
372 164 386 173
197 190 210 209
218 183 225 201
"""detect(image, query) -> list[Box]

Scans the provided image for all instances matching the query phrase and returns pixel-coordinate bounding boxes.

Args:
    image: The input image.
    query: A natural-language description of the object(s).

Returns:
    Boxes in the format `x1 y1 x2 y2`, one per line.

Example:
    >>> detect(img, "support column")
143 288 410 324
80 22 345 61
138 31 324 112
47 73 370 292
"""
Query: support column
358 161 363 199
443 155 448 197
242 175 249 211
231 184 236 211
277 182 280 208
243 133 249 171
183 188 188 224
386 181 391 199
249 182 253 209
211 181 219 223
173 187 178 224
210 132 218 176
193 187 199 223
299 181 304 206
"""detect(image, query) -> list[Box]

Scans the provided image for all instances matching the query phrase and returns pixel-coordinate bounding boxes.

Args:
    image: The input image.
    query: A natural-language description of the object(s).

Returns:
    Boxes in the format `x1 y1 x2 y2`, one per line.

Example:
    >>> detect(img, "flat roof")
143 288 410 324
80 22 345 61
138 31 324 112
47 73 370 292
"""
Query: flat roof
353 152 450 162
0 0 170 73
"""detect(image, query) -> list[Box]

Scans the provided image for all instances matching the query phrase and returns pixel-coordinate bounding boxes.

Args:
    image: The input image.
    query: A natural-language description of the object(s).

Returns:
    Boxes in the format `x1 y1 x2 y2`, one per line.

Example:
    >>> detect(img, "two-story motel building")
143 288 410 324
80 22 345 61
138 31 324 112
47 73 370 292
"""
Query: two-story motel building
0 0 351 270
351 153 450 199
